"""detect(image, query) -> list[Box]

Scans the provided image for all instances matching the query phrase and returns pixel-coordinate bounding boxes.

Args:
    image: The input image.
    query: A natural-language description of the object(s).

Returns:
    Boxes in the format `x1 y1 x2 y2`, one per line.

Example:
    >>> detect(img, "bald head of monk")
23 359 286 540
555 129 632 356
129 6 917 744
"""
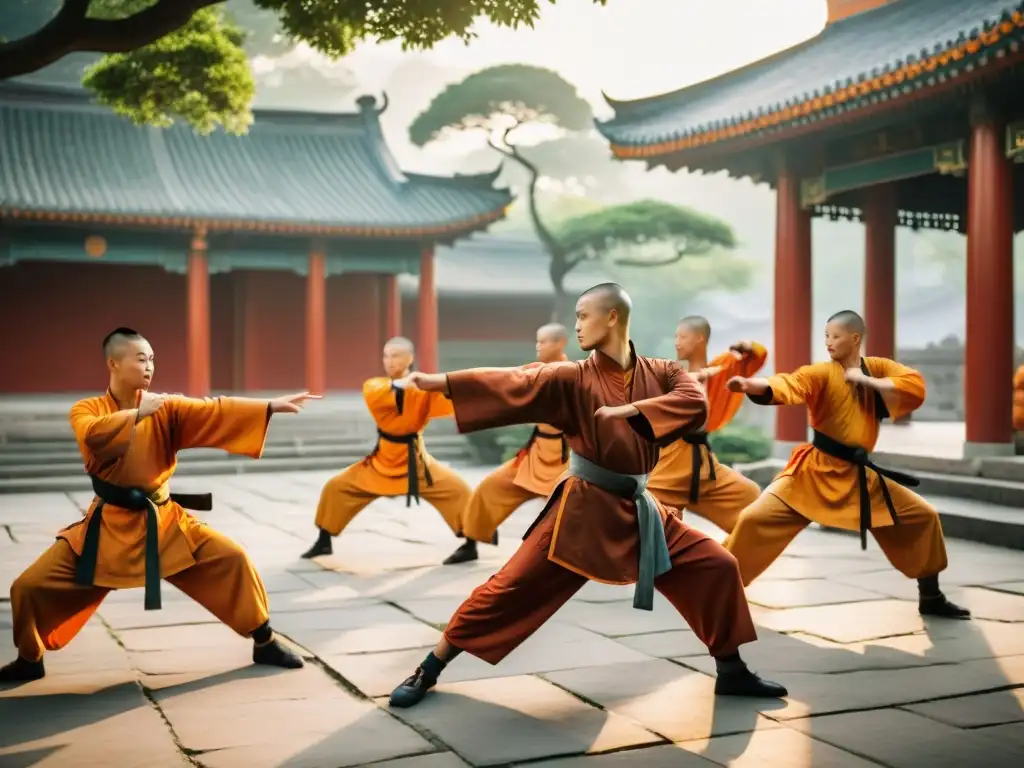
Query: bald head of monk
574 283 632 352
535 323 568 363
102 327 153 390
383 336 415 379
825 310 865 364
674 315 711 363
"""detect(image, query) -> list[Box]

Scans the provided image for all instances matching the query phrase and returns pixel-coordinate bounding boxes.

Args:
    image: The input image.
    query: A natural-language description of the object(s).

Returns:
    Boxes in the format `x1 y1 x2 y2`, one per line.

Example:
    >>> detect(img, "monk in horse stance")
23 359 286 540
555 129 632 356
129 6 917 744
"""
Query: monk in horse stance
444 323 571 565
648 315 768 533
303 337 473 561
1 327 315 683
724 310 970 619
387 284 787 709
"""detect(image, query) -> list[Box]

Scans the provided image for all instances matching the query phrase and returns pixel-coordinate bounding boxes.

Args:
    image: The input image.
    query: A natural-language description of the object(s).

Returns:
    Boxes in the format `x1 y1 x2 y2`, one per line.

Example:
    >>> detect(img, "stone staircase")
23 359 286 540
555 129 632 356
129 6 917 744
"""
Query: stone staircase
0 402 475 494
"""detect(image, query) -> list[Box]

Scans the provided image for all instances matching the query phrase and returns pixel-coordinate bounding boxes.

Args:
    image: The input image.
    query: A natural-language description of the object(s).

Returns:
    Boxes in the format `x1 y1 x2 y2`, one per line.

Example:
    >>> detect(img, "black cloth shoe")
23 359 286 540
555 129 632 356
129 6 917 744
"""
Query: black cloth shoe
491 531 499 545
389 666 437 708
443 540 479 565
919 593 971 619
253 639 304 669
300 537 333 559
0 657 45 683
715 667 788 698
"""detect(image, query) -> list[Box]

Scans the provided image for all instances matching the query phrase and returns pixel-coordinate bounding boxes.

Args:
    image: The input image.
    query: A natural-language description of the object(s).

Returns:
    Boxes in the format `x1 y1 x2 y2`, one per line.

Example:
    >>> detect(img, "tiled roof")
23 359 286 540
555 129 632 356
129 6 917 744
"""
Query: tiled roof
0 84 511 238
597 0 1024 158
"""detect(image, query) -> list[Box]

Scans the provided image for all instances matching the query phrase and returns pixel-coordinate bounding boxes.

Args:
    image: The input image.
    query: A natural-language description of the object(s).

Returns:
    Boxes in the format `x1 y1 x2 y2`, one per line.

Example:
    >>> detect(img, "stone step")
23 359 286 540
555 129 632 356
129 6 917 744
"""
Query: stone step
0 438 473 481
871 451 1024 483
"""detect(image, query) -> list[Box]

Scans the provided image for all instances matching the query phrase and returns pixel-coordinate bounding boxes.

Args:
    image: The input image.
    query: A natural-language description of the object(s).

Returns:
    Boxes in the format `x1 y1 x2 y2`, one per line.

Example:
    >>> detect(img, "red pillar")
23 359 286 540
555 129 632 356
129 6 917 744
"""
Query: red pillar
382 273 401 340
187 227 210 397
417 247 439 372
774 166 812 445
306 245 327 395
965 108 1014 455
863 185 897 359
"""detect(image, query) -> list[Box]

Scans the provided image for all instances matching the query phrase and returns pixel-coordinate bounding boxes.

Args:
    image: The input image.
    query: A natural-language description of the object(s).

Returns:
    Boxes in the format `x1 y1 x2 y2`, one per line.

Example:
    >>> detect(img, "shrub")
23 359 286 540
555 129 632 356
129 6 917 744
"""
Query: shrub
708 424 772 465
463 425 535 464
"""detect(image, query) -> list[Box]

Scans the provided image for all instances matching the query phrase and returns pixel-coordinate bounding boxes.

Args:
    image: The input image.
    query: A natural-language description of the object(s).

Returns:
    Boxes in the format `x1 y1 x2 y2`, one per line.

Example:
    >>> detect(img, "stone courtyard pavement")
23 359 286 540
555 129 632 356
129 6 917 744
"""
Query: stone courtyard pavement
2 467 1024 768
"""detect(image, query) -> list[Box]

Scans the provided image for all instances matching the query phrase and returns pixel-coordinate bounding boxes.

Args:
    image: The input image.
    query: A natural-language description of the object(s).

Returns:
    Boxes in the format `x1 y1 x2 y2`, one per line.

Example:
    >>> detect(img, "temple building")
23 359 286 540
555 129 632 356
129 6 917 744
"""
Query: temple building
0 83 512 395
597 0 1024 457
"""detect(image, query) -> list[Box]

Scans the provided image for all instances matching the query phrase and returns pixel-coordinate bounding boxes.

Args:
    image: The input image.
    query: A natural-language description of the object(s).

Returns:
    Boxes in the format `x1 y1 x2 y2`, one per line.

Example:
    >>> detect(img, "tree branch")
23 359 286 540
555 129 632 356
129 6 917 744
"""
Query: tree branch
613 242 710 268
0 0 224 80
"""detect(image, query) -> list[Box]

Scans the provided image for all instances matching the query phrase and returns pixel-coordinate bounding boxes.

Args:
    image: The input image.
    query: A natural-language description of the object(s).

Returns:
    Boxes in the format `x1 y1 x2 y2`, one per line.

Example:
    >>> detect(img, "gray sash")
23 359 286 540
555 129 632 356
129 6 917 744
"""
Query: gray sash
568 452 672 611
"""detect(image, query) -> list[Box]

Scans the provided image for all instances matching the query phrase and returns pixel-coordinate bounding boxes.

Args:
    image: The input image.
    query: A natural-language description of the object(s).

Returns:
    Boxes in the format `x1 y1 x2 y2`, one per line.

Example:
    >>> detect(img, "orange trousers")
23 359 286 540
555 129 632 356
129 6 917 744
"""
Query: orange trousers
443 509 757 664
10 532 270 662
649 463 761 534
460 459 541 542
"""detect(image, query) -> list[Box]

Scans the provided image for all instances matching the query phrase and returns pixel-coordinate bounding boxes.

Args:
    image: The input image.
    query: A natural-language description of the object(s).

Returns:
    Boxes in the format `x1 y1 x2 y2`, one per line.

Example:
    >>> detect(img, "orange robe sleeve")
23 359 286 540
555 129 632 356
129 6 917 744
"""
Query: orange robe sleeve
426 391 455 419
704 342 769 432
867 357 926 421
627 360 709 447
751 363 831 408
446 363 577 434
168 397 271 458
69 400 137 468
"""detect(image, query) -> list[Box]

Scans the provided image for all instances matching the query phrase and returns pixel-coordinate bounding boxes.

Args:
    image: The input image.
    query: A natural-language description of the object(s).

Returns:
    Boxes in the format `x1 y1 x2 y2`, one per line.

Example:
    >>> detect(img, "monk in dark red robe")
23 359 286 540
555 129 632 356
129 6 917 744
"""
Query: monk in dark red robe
386 284 787 708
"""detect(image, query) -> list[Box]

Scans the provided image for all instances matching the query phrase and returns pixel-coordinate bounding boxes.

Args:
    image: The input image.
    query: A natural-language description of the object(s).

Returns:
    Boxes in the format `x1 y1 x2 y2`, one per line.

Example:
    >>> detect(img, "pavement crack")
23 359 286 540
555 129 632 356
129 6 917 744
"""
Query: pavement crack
3 524 17 543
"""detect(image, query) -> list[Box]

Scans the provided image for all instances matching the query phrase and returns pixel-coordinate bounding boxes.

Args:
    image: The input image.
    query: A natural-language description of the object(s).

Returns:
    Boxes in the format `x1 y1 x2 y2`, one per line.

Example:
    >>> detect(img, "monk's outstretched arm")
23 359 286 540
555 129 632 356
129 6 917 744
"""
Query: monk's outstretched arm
863 359 926 419
422 364 576 434
168 396 272 457
627 362 709 447
742 364 828 407
69 401 138 464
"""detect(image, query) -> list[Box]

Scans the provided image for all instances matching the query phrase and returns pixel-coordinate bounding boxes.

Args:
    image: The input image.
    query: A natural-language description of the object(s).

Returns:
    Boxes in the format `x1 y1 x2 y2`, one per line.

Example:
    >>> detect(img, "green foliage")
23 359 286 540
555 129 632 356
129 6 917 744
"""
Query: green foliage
409 64 593 147
83 7 255 135
463 424 536 465
708 425 772 466
557 199 737 258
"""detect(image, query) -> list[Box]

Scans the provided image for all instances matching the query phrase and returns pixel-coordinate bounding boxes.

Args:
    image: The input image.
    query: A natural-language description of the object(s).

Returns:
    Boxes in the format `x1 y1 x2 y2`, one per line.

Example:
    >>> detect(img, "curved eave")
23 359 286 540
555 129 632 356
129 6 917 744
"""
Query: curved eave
0 204 511 241
601 11 1024 161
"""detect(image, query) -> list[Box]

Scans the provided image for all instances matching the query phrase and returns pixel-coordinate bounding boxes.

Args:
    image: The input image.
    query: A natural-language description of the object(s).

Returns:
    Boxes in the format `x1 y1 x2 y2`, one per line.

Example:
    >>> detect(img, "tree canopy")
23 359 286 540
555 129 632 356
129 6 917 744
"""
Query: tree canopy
0 0 608 134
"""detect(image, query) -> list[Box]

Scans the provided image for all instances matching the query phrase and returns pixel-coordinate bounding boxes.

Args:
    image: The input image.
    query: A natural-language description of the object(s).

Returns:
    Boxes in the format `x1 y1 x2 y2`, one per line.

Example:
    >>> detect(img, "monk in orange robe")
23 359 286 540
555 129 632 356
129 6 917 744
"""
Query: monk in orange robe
723 310 969 619
386 284 787 708
1013 364 1024 432
302 337 473 560
648 315 767 533
0 327 316 683
444 323 571 565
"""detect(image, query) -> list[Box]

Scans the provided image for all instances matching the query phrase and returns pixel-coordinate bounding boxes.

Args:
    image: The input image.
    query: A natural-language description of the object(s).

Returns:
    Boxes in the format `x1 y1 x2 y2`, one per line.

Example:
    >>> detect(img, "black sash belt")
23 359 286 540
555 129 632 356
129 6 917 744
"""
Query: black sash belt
521 426 569 463
682 431 716 504
376 428 433 507
811 430 917 550
75 475 213 611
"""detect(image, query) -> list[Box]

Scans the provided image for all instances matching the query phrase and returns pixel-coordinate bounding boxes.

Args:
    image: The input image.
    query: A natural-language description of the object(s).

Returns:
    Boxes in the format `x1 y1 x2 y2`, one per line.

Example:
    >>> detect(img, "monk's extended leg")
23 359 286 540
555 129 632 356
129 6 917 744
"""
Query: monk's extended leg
723 488 811 586
303 463 378 558
444 460 534 565
686 464 762 534
657 513 786 698
1 540 110 682
871 485 969 619
389 510 586 707
167 524 303 669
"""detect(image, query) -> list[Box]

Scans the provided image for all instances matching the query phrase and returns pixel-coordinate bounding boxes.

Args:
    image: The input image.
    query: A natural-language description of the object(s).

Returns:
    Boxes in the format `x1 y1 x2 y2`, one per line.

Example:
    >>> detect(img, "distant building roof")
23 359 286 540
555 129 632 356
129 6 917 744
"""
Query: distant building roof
0 84 511 239
597 0 1024 159
400 233 609 297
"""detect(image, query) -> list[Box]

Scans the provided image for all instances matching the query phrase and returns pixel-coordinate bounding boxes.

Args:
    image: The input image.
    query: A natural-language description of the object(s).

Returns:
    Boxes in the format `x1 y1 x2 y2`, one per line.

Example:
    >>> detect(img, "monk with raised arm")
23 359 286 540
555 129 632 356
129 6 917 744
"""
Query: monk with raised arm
386 283 787 709
302 337 473 560
724 311 969 619
0 328 315 683
444 323 571 565
647 316 768 533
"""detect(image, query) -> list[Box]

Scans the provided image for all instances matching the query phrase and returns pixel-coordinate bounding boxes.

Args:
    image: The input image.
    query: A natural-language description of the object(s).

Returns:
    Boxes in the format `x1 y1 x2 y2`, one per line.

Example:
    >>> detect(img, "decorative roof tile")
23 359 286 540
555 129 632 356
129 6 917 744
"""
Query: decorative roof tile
0 84 512 238
597 0 1024 158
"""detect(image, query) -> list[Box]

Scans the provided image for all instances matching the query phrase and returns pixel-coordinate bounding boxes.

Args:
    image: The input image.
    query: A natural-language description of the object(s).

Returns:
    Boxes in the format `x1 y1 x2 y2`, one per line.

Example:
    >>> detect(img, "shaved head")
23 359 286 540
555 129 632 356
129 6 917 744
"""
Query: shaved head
537 323 568 342
579 283 632 324
826 310 865 335
678 315 711 341
102 327 144 359
384 336 415 354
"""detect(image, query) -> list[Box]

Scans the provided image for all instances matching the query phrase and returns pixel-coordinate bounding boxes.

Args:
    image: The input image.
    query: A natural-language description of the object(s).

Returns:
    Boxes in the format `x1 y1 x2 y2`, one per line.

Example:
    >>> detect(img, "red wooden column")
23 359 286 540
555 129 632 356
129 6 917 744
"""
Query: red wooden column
382 273 401 340
965 104 1014 456
417 246 439 372
306 244 327 395
774 166 813 447
863 184 897 359
186 226 210 397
